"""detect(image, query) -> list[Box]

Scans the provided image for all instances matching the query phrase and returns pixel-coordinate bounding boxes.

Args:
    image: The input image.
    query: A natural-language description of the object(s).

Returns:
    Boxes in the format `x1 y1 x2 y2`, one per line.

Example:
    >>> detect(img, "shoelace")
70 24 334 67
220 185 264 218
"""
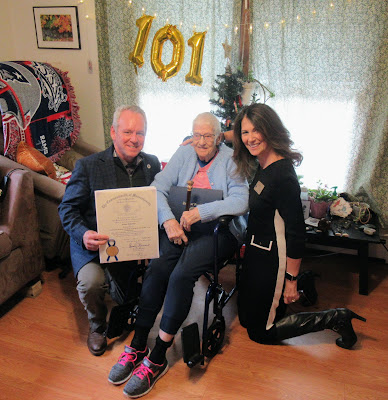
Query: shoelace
133 363 154 384
118 351 137 366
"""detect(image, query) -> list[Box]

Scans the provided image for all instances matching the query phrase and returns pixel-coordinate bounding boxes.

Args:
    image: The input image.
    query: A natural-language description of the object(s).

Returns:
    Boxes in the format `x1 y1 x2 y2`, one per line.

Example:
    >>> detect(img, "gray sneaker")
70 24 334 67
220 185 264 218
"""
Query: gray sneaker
123 357 169 398
108 346 150 385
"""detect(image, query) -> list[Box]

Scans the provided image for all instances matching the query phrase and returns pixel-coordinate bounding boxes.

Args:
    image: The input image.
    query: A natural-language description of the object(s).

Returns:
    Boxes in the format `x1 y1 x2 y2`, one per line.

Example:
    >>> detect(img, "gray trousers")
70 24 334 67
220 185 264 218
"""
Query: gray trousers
76 260 137 332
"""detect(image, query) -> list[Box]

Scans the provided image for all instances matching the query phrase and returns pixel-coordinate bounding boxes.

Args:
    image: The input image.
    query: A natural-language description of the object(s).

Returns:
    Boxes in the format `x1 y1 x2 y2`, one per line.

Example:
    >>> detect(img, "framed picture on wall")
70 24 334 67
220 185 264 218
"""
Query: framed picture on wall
33 6 81 49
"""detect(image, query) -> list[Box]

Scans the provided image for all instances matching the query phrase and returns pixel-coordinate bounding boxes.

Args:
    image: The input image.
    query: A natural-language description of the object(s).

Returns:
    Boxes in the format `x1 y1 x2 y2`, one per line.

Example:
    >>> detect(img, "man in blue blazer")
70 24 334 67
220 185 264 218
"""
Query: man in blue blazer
59 105 160 356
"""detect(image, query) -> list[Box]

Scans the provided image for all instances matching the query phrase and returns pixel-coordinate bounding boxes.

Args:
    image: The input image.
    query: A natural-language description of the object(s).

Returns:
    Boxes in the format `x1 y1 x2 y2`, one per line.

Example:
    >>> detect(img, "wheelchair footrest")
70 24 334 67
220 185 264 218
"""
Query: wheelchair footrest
181 323 204 368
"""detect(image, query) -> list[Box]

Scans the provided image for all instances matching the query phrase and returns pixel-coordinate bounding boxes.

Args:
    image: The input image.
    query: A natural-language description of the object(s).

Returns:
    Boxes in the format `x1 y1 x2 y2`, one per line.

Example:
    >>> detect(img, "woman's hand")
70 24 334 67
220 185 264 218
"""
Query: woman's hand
83 230 109 251
283 280 300 304
180 208 201 232
163 219 188 246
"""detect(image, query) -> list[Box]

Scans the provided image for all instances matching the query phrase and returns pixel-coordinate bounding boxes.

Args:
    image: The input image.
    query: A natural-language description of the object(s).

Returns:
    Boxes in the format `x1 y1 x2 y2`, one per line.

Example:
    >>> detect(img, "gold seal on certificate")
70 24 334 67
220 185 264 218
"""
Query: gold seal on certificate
95 186 159 263
106 239 119 261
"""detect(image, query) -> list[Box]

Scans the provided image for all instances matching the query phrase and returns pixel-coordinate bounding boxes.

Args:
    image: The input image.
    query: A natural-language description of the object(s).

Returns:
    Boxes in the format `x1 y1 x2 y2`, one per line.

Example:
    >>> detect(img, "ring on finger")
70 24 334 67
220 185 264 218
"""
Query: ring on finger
292 299 296 303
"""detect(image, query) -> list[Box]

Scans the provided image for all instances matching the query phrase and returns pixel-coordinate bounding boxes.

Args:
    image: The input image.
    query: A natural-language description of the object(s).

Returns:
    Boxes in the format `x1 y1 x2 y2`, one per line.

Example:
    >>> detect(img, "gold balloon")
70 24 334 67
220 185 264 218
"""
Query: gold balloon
129 15 155 72
151 25 185 82
185 31 207 86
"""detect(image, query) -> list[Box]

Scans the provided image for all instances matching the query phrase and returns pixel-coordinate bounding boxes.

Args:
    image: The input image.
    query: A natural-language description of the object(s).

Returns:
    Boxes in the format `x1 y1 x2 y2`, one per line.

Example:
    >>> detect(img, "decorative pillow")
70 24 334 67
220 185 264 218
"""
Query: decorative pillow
54 163 72 185
16 141 57 180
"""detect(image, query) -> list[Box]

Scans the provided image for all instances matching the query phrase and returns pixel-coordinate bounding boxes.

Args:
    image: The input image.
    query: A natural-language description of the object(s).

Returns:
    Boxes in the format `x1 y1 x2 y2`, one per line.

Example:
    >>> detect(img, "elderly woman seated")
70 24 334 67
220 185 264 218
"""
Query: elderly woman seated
108 112 249 397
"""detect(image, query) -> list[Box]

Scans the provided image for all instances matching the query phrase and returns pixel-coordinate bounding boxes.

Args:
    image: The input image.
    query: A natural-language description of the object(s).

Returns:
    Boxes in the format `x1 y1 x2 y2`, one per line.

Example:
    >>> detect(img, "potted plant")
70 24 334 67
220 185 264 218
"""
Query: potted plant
308 181 338 219
239 67 275 105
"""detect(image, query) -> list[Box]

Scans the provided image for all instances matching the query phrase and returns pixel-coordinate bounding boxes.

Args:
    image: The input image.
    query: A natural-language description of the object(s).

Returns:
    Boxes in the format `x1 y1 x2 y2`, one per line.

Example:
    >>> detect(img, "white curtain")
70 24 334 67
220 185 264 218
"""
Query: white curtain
249 0 387 196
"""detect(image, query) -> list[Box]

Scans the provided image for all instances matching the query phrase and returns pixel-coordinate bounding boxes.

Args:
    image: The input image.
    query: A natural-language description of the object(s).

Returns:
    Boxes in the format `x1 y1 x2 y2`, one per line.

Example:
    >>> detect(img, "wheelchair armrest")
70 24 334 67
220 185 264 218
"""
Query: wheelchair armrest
217 215 234 227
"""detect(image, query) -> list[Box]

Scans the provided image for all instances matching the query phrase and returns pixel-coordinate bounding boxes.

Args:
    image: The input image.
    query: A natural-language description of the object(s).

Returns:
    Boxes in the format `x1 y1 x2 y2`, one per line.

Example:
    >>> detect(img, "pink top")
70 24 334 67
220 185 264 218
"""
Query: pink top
192 156 217 189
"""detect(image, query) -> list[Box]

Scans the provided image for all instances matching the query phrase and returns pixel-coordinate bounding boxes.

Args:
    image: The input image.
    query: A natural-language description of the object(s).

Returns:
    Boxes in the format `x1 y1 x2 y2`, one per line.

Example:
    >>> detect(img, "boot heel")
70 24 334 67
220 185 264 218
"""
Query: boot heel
351 311 366 323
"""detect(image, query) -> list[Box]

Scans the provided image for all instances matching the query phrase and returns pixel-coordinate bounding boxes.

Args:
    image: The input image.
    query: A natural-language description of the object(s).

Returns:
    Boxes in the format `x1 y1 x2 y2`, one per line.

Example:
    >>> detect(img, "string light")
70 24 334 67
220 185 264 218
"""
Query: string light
125 3 350 34
78 0 84 3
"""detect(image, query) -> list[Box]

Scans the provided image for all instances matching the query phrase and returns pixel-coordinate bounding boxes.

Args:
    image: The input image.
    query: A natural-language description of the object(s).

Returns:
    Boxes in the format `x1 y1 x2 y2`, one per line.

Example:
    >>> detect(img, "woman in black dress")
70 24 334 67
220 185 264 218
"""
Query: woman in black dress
233 103 365 349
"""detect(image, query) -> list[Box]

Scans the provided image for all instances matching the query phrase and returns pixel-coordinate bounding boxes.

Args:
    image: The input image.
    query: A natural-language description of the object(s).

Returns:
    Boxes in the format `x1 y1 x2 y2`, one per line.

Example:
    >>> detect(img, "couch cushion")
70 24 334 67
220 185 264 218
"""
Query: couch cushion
0 230 12 260
16 141 57 180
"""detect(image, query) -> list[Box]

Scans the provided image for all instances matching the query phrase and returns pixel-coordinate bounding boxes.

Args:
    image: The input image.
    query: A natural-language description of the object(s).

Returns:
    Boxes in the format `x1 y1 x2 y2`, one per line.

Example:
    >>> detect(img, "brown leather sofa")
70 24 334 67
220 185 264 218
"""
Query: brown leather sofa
0 167 45 304
0 124 102 271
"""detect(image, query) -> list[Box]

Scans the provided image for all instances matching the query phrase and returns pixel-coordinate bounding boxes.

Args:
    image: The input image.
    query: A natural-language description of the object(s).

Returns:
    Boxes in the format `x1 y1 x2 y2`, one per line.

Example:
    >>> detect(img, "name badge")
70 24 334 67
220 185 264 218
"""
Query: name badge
254 181 265 195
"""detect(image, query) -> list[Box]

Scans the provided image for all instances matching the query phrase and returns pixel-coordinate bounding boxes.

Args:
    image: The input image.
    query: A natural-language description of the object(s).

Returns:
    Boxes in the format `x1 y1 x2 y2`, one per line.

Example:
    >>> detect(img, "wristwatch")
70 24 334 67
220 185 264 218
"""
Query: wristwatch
285 272 298 281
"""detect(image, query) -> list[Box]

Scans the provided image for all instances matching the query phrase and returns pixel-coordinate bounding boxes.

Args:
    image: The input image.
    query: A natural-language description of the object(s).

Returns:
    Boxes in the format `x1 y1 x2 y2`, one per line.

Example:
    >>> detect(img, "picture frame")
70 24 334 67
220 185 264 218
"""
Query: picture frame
33 6 81 50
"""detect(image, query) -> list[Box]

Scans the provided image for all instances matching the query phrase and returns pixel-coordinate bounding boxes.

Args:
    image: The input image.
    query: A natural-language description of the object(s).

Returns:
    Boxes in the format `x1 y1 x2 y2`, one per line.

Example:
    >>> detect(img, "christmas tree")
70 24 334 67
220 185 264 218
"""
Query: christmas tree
209 65 245 132
210 66 274 132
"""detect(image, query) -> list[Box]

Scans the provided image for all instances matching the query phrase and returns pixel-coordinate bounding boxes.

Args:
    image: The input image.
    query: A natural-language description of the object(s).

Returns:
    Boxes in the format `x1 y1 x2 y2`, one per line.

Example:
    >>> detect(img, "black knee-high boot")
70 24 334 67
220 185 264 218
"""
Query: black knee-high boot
274 308 366 349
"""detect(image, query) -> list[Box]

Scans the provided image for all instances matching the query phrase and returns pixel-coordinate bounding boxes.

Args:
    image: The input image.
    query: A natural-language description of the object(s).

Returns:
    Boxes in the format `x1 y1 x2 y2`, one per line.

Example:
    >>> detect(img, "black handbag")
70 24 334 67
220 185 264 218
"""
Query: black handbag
105 262 144 339
167 186 223 233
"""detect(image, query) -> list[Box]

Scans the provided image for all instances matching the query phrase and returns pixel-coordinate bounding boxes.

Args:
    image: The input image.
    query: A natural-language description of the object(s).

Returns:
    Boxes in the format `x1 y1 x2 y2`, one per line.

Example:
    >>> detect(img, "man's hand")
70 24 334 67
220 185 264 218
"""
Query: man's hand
83 230 109 251
180 207 201 232
163 219 188 246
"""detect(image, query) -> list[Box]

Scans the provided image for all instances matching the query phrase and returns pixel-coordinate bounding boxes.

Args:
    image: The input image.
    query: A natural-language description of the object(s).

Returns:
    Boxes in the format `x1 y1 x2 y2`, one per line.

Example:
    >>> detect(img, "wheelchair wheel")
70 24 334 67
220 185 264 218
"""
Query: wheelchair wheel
202 317 225 358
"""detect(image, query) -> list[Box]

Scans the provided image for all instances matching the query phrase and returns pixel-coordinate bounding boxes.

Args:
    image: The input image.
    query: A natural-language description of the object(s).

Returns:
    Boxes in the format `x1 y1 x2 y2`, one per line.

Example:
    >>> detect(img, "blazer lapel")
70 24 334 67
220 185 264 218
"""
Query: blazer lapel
97 146 117 189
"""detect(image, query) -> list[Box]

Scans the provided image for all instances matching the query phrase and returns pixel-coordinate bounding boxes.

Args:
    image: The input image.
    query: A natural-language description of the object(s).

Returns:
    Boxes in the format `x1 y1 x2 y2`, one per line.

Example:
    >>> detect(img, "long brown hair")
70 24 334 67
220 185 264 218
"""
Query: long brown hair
233 103 303 180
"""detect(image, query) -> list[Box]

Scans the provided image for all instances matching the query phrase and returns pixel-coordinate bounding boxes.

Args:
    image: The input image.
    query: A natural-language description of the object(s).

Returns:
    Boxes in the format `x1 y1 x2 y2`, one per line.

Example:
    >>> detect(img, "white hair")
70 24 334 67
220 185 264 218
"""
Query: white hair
192 112 221 138
112 105 147 132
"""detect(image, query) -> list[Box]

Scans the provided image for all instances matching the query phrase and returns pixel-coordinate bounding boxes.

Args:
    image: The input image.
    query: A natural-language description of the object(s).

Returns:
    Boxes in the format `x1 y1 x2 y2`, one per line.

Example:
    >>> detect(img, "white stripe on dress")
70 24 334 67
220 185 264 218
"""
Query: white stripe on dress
266 209 287 330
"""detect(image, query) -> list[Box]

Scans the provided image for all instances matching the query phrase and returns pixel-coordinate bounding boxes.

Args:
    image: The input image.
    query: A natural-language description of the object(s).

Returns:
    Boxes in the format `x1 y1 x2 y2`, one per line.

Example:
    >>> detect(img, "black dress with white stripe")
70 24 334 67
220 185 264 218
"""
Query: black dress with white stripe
238 158 305 342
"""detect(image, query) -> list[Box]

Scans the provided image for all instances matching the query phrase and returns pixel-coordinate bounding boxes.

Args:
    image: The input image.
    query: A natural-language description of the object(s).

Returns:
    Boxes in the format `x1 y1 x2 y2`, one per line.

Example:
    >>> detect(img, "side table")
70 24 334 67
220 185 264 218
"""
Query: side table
305 221 385 295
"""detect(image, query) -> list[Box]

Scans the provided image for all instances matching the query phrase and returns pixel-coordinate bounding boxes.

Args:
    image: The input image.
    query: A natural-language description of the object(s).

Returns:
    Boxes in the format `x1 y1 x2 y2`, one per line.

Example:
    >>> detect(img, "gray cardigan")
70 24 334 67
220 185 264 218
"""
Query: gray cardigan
151 143 248 243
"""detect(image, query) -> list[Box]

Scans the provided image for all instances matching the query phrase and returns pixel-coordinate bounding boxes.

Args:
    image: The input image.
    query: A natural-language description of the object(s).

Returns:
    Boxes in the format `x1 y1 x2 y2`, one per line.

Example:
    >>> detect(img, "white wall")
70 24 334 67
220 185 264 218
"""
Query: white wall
0 0 105 149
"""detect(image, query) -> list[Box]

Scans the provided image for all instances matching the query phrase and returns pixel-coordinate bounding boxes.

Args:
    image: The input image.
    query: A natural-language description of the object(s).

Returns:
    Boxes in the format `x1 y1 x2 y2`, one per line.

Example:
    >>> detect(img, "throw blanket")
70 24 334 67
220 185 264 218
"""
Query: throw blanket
0 61 80 162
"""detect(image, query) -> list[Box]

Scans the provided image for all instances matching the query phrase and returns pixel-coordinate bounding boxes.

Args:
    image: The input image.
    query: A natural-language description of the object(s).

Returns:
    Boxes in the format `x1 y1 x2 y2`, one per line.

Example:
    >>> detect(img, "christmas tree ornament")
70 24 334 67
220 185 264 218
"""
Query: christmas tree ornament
129 15 155 72
151 24 185 82
185 31 207 86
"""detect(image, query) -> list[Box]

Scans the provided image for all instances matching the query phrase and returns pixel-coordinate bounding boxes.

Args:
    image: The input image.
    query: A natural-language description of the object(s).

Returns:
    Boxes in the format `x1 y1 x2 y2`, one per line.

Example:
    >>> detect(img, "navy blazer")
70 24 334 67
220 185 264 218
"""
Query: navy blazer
58 145 160 277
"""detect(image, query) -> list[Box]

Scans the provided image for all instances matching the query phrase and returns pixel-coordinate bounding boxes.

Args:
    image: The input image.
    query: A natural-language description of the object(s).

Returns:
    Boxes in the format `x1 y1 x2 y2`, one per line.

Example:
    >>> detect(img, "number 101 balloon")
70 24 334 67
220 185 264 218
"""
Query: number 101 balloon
129 15 207 85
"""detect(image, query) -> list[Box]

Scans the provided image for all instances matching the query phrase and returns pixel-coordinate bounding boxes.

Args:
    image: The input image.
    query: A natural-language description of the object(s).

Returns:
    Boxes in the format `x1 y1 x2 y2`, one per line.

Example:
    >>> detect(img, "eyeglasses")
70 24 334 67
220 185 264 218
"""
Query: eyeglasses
192 133 215 142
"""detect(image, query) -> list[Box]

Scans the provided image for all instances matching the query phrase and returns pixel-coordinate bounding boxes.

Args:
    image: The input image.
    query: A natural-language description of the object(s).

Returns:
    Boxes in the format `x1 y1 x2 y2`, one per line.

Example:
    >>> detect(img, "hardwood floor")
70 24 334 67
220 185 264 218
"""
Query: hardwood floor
1 252 387 400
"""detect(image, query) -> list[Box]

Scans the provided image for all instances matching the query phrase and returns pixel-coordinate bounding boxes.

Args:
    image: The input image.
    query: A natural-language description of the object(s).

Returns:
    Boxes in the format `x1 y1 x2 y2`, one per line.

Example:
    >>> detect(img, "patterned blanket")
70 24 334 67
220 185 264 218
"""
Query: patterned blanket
0 61 80 162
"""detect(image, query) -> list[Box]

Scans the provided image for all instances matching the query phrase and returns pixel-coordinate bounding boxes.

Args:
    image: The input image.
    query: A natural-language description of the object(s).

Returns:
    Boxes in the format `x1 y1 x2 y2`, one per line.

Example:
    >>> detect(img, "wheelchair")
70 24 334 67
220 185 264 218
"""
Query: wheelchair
181 215 243 368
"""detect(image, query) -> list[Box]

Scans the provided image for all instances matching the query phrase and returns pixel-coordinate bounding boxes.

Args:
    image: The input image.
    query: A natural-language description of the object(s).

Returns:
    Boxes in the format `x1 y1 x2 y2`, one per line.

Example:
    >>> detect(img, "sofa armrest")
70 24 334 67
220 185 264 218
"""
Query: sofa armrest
0 168 37 247
0 155 65 202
